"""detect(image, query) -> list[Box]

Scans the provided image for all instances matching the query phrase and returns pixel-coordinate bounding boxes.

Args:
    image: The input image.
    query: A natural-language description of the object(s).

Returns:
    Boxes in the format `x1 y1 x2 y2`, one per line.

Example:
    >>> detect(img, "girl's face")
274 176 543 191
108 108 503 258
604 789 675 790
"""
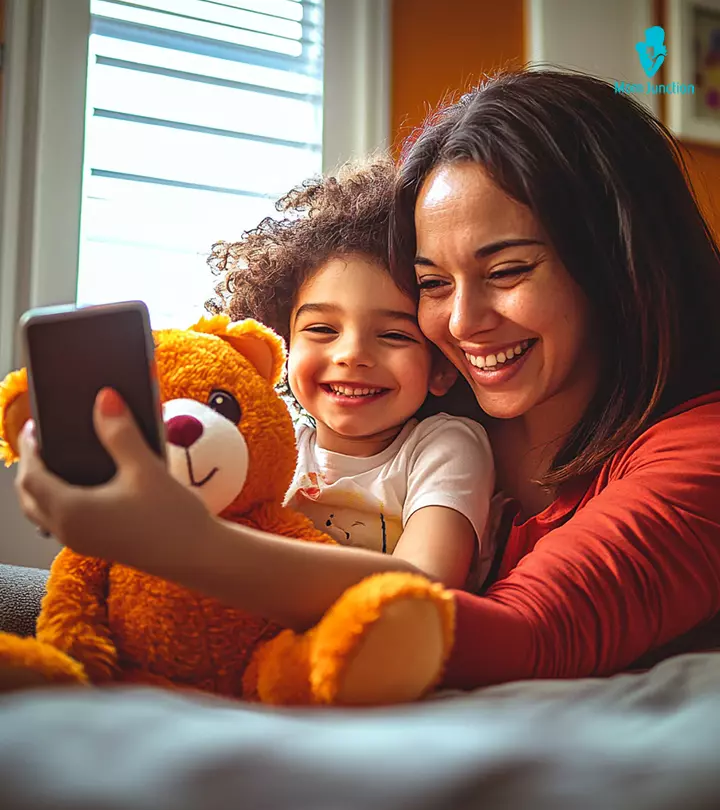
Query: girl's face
413 162 599 425
288 254 454 455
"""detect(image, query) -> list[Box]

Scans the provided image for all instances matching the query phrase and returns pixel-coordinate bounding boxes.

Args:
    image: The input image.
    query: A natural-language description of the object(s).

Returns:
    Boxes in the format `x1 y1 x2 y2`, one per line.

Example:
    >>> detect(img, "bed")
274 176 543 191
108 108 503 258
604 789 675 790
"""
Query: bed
1 562 719 809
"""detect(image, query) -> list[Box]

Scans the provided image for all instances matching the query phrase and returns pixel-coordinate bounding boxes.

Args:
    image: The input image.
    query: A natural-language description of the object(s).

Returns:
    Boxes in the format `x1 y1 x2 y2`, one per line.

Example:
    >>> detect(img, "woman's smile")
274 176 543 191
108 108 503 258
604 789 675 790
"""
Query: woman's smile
462 338 539 386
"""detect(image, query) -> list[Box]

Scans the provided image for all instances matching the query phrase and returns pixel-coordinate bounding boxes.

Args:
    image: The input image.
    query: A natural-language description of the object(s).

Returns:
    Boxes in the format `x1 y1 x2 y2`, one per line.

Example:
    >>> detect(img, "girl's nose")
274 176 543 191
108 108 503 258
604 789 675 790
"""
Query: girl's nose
166 415 204 448
332 335 374 368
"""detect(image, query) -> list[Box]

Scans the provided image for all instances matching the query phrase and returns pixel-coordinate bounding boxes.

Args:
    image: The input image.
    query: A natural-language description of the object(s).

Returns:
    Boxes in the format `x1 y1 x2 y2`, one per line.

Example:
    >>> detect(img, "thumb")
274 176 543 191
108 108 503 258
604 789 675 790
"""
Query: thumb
93 388 160 473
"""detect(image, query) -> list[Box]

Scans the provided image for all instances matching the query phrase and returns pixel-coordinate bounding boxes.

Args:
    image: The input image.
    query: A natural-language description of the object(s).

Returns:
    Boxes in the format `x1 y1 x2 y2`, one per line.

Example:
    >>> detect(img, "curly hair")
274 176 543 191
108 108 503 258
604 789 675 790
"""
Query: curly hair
206 155 396 344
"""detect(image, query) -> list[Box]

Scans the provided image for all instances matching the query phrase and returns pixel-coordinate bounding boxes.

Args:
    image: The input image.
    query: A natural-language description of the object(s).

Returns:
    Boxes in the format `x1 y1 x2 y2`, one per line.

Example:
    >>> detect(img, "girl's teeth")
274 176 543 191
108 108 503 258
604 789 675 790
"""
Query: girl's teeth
486 355 498 367
330 386 382 397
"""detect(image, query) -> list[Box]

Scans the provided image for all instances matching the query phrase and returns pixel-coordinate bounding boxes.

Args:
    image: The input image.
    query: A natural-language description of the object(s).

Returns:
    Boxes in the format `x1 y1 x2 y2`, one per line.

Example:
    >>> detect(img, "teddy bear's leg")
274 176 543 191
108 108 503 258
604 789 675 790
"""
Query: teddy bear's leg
250 573 455 707
243 630 313 705
0 633 89 692
308 573 455 706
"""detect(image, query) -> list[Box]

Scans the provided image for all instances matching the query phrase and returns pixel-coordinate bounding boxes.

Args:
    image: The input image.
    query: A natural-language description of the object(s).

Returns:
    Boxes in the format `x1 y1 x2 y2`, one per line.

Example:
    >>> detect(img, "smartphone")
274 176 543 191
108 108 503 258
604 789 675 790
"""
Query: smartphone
20 300 165 486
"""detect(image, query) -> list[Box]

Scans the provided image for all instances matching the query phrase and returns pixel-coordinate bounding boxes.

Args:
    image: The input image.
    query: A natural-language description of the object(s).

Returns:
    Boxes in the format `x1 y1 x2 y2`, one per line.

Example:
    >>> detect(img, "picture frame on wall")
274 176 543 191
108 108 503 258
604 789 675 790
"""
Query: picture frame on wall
667 0 720 145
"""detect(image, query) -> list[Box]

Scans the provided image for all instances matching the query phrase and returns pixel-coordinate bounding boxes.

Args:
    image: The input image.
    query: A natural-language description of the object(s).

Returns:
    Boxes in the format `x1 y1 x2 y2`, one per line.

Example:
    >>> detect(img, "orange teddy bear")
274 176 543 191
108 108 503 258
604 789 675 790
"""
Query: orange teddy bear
0 316 455 705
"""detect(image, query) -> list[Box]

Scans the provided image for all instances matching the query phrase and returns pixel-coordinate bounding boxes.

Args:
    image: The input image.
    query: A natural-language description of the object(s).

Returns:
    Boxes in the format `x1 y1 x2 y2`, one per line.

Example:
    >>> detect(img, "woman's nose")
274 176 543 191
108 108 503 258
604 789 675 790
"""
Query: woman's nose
448 289 502 341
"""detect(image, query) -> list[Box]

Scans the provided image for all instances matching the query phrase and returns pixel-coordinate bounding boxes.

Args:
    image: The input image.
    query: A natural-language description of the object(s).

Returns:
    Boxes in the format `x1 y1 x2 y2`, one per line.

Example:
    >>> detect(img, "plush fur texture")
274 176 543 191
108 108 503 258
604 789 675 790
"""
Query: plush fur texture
0 316 454 705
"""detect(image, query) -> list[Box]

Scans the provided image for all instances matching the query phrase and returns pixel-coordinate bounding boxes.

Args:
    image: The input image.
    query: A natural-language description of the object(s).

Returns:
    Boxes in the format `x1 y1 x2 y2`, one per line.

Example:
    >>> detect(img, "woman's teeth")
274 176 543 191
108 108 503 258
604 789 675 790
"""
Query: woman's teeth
465 340 532 369
328 385 383 397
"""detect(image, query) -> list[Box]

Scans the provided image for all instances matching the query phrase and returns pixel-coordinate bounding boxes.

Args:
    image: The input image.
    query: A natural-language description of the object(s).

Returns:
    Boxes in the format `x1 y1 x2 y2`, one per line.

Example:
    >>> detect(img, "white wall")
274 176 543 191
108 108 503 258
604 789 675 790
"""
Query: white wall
0 0 390 568
526 0 658 114
0 0 89 568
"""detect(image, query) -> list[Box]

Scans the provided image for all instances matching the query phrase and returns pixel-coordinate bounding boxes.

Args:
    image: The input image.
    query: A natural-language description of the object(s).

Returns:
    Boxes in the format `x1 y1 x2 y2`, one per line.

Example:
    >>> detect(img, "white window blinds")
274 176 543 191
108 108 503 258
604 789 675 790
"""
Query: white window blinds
77 0 324 328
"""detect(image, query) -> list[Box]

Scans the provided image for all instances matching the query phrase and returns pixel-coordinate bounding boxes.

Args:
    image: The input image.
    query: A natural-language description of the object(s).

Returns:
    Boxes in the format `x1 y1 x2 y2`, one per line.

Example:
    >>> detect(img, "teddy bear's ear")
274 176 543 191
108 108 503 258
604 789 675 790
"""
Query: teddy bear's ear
0 369 31 465
189 315 286 385
222 320 286 386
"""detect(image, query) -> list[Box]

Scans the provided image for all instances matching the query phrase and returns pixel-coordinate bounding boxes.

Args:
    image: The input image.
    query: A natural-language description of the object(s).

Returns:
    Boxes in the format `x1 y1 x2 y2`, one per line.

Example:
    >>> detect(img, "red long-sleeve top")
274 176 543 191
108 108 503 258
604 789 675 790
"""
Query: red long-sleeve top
442 392 720 689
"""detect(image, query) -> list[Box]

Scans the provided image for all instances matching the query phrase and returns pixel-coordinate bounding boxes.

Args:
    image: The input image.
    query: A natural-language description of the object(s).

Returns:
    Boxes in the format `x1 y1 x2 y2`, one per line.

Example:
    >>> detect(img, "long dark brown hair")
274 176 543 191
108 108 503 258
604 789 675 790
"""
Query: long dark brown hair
391 69 720 486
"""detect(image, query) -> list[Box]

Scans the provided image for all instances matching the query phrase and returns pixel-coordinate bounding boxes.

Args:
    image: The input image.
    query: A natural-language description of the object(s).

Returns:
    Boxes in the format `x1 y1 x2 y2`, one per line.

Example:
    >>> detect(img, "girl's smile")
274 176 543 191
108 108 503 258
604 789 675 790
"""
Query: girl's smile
287 254 453 456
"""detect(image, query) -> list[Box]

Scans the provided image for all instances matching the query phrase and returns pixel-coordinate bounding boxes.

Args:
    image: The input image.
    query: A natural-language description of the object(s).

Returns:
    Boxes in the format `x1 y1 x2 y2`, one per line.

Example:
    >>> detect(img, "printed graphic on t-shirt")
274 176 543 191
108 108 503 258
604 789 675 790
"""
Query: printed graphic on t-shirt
295 471 325 501
296 496 402 554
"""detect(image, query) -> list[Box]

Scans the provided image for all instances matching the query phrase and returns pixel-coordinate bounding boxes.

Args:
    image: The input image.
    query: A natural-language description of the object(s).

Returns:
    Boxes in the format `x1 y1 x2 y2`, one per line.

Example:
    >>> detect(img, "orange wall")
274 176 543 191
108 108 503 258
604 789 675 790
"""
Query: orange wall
652 0 720 237
390 0 720 237
682 145 720 240
390 0 525 153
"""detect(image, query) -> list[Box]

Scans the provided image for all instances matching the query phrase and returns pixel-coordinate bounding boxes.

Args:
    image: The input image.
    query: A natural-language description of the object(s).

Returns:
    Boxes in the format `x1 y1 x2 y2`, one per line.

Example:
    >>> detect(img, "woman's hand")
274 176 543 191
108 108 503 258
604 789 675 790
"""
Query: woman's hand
15 389 213 573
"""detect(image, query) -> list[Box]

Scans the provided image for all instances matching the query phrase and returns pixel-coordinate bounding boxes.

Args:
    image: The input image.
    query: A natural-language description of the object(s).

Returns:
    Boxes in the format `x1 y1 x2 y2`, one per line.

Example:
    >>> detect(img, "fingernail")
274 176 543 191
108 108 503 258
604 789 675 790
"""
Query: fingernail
97 388 126 417
22 419 36 441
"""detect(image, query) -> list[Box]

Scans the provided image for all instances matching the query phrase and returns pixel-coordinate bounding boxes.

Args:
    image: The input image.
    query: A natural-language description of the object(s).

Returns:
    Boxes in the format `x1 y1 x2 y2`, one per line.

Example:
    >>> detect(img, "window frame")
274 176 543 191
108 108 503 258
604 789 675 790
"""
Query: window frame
0 0 391 375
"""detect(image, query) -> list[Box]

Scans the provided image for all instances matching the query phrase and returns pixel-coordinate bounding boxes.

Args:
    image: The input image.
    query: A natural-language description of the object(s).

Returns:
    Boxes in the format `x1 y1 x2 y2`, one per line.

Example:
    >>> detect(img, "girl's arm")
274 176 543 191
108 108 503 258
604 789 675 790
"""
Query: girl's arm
393 507 476 590
391 414 496 589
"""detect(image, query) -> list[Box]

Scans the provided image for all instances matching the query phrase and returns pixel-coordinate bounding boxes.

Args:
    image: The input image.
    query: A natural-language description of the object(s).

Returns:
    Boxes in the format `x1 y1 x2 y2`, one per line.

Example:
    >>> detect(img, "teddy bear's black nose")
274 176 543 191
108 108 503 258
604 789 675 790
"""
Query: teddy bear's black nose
166 415 204 448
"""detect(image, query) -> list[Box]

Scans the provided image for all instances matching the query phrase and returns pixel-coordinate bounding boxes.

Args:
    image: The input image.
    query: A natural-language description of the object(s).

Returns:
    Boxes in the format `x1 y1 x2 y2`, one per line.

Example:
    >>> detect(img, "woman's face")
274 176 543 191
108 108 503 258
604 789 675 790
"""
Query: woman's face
413 161 599 423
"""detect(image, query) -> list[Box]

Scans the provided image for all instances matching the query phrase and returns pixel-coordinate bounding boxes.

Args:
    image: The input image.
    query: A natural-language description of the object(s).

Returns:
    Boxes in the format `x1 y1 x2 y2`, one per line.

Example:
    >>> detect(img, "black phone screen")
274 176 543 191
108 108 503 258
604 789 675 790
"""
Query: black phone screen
25 305 164 486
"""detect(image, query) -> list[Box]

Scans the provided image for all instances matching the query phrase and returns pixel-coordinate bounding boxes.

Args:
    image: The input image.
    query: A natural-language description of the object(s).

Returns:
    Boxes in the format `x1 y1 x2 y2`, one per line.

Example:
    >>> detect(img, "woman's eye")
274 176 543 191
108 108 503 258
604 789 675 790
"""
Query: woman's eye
208 389 242 424
488 265 534 282
417 278 447 291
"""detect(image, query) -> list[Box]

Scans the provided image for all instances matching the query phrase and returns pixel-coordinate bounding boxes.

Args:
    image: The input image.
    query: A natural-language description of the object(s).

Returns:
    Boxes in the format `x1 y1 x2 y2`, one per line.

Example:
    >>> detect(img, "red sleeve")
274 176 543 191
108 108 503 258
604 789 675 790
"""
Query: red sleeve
442 400 720 689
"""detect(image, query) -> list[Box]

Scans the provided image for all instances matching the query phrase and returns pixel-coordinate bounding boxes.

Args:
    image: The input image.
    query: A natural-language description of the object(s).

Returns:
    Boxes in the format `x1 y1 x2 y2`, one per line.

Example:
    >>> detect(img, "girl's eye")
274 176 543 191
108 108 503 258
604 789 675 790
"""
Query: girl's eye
381 332 415 342
304 325 336 334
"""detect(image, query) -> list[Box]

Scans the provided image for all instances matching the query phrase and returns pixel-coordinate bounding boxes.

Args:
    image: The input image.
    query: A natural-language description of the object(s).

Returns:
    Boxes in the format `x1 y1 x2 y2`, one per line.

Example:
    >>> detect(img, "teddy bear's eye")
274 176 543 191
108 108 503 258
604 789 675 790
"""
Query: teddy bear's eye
208 390 242 424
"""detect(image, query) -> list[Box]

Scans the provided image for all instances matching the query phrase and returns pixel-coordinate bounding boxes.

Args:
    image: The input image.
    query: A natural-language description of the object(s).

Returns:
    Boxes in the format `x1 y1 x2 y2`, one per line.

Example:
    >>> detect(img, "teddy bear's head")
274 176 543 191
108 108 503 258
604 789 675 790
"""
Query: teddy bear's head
0 315 296 517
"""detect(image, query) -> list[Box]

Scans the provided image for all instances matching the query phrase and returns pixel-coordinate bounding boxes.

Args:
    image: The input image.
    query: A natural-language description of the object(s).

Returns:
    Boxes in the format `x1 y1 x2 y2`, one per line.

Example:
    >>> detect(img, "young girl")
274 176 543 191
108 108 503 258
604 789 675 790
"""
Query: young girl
208 157 496 592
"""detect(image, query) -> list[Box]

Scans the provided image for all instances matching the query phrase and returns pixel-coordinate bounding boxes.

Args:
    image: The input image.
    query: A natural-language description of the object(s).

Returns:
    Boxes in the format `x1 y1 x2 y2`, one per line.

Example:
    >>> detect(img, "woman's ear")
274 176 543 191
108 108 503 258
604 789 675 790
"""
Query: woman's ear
428 351 458 397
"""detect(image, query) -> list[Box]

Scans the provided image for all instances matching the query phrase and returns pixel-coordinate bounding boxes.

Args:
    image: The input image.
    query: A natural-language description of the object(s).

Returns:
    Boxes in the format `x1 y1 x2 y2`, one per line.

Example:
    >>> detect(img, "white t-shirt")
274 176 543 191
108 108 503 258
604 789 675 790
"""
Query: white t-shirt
284 413 496 590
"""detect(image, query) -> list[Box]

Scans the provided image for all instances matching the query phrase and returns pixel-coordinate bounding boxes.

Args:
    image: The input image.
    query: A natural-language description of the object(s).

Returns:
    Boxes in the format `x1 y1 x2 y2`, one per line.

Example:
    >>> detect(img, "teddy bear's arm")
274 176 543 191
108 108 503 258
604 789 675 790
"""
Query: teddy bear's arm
0 368 30 466
36 547 118 682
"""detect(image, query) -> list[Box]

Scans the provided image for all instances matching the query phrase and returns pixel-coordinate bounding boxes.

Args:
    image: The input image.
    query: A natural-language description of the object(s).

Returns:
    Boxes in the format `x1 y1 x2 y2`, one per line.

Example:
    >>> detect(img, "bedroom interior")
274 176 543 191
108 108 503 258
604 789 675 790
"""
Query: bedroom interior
0 2 719 807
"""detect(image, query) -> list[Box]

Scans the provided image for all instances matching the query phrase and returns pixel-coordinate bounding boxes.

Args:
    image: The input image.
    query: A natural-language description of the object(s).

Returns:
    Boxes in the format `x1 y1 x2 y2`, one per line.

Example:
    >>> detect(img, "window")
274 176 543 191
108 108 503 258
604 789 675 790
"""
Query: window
0 0 388 376
78 0 324 327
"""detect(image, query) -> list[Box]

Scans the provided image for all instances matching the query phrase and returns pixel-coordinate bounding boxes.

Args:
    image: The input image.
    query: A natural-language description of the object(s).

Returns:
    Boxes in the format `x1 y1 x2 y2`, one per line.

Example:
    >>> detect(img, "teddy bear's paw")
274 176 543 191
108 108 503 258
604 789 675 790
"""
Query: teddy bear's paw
0 633 89 692
309 573 456 706
244 629 314 705
65 631 118 683
38 623 118 683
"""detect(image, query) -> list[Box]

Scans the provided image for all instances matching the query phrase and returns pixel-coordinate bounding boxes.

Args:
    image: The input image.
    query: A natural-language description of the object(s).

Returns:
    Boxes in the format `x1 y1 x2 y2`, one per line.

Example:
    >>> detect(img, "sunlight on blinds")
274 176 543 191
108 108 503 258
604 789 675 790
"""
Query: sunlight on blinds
77 0 324 328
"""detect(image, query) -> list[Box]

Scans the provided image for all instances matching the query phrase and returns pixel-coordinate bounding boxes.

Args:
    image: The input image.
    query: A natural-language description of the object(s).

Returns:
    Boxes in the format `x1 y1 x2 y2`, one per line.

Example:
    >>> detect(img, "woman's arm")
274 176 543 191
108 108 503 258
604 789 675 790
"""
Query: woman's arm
165 517 422 630
441 398 720 689
14 399 422 631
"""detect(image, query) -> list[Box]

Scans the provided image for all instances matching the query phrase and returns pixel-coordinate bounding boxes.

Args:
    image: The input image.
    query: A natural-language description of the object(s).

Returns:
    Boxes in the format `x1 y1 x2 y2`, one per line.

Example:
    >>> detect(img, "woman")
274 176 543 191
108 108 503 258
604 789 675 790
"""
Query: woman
12 70 720 691
389 69 720 686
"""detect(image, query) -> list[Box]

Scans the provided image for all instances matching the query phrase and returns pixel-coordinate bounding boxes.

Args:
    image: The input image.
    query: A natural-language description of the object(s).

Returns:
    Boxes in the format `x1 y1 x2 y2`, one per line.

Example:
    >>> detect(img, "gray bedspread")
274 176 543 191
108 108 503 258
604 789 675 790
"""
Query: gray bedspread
0 651 719 809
